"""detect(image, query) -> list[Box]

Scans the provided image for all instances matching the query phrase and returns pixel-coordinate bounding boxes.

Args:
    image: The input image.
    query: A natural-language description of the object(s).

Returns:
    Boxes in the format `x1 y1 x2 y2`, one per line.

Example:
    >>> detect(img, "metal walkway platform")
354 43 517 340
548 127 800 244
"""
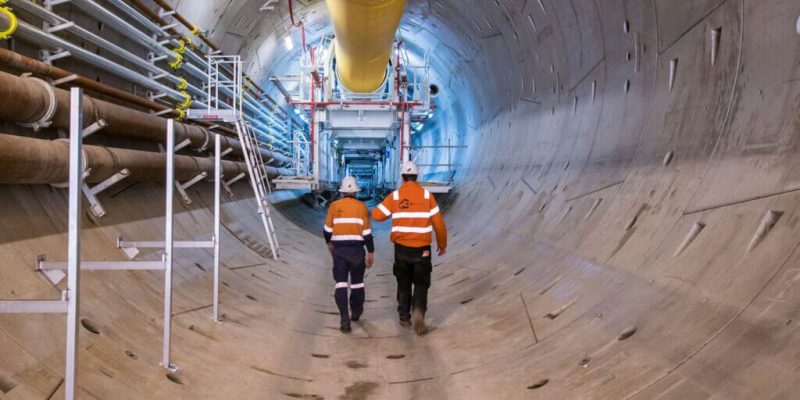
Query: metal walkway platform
273 176 318 190
420 181 453 194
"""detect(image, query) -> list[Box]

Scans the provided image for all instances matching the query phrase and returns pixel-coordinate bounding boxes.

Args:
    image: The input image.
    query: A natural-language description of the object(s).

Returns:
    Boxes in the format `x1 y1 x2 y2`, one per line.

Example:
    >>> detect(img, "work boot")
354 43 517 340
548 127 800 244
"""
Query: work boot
340 322 352 333
399 318 412 328
351 312 361 322
411 309 428 335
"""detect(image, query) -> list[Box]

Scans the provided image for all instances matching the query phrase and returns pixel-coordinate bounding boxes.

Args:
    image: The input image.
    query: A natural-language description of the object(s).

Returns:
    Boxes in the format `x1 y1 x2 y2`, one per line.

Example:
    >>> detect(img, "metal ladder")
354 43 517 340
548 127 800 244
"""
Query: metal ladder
235 119 280 259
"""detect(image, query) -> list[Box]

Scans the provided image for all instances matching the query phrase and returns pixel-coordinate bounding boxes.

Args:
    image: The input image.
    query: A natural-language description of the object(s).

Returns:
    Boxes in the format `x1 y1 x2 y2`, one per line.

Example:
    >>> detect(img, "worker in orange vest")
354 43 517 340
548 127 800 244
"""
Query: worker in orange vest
324 176 375 333
373 161 447 334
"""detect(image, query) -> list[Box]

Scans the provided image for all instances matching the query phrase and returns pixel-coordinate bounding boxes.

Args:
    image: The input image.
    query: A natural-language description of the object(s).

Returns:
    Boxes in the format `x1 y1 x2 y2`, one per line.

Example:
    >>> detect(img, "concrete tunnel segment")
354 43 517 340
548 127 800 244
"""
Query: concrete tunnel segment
2 0 800 398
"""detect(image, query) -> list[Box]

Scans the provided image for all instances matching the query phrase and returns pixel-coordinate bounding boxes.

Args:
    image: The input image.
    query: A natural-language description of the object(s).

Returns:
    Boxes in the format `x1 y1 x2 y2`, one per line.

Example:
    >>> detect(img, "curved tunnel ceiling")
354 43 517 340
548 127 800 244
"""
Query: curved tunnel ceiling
175 0 800 397
2 0 800 398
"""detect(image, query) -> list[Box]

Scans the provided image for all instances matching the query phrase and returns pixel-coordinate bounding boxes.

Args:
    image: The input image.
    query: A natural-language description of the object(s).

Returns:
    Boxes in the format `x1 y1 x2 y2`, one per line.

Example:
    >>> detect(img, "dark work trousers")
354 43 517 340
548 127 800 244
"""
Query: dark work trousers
332 245 366 325
393 244 433 321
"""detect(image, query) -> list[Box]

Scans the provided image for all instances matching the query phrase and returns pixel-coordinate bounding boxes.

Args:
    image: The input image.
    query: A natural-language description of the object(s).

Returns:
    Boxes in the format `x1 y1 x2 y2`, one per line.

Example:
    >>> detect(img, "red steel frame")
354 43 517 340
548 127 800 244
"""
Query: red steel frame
287 20 423 177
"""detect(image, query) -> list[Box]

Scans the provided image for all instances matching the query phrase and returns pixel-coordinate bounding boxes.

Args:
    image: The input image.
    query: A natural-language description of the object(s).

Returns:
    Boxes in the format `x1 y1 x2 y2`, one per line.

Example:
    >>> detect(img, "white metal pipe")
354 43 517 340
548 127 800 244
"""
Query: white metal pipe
70 0 293 137
162 119 175 370
213 134 221 322
107 0 300 129
40 261 166 270
105 0 165 37
0 300 68 313
11 1 168 79
70 0 178 63
12 19 201 106
65 87 83 400
104 0 295 125
65 0 293 142
119 241 214 249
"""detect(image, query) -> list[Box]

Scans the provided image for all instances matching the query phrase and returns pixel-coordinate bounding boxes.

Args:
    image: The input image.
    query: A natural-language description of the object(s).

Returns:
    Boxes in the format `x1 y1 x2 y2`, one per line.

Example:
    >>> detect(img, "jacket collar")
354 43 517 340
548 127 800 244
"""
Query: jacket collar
401 181 421 190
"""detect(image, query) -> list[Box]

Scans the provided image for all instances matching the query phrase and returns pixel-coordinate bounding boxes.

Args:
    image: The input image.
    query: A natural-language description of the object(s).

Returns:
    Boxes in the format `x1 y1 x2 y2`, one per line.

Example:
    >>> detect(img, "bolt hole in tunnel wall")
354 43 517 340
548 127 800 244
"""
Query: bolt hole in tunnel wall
1 0 800 399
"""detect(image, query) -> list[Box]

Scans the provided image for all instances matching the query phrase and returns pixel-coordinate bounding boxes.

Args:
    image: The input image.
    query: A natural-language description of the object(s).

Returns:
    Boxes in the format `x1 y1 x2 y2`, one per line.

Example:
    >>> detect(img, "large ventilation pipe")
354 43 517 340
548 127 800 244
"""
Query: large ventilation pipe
0 133 291 184
324 0 406 93
0 70 293 167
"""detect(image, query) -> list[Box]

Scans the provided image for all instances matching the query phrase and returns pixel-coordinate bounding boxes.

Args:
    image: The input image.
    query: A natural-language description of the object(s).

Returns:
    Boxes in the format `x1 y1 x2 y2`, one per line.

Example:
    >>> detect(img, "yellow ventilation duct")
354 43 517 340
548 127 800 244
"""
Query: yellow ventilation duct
324 0 406 93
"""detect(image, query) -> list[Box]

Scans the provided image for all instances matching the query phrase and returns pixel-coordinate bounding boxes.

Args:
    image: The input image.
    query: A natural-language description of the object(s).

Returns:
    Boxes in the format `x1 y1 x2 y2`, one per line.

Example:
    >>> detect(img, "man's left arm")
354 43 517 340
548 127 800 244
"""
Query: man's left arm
362 208 375 254
362 206 375 267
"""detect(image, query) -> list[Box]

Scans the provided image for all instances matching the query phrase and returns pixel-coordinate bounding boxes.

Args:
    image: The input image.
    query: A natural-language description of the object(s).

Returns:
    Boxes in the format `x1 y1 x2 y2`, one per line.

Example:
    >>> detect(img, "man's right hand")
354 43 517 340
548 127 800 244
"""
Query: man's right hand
328 243 334 255
365 252 375 268
437 246 447 256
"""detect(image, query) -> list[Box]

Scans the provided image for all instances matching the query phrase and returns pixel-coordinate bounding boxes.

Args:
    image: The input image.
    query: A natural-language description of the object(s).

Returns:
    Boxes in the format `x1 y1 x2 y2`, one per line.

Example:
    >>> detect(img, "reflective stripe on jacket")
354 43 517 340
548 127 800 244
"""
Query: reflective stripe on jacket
324 197 374 252
372 181 447 249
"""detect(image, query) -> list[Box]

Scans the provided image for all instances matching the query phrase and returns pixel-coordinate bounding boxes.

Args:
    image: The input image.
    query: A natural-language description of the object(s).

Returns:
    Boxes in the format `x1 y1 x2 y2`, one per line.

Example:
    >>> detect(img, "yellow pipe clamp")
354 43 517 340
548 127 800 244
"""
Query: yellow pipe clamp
0 4 18 40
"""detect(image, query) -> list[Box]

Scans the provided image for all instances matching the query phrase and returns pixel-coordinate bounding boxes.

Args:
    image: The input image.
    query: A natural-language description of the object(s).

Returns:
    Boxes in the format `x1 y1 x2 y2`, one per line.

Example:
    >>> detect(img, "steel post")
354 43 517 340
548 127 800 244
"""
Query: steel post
213 133 221 322
161 119 175 370
65 87 83 400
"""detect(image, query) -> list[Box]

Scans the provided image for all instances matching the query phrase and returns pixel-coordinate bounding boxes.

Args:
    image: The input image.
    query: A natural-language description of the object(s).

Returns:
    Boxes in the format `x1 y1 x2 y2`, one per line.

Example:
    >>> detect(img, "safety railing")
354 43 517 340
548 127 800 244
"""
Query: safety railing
0 88 226 399
0 88 85 400
187 54 243 123
289 129 311 177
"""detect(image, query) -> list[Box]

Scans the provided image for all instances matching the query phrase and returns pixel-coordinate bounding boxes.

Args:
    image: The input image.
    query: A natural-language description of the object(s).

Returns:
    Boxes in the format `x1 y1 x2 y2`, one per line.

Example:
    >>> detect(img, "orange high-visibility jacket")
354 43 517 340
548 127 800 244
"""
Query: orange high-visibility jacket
372 181 447 249
324 197 374 252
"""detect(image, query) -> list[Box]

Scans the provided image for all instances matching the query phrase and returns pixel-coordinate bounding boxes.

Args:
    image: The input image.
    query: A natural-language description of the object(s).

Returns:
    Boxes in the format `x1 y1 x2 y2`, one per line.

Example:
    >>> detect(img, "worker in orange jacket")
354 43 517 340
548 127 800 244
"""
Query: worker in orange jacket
373 161 447 334
324 176 375 333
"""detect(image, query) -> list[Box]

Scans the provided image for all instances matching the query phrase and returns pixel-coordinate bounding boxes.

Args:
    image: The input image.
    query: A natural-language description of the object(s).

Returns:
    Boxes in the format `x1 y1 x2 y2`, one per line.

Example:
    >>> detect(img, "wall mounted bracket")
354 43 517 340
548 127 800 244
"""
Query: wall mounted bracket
175 171 207 205
82 168 130 217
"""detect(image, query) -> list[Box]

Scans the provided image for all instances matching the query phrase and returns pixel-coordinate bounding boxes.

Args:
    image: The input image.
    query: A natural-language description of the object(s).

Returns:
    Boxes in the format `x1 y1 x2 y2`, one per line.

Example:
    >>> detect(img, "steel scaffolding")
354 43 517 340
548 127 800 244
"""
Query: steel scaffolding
0 89 227 399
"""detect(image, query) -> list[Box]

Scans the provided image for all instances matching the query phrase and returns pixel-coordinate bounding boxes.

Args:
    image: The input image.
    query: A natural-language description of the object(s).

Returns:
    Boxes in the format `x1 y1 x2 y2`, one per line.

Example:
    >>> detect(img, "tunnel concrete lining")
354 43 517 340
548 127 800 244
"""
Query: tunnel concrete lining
2 0 800 398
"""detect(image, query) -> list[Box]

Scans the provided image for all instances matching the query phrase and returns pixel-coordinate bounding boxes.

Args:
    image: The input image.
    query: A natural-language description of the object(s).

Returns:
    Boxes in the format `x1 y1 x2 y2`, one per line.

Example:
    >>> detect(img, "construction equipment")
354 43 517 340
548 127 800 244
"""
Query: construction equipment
183 54 281 259
325 0 407 93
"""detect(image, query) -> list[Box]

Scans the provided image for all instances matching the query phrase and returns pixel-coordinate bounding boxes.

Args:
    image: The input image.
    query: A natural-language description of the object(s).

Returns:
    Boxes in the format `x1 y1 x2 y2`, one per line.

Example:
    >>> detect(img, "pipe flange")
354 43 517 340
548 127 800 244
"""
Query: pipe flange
101 145 121 172
18 77 57 132
197 127 212 152
49 139 89 188
219 136 233 154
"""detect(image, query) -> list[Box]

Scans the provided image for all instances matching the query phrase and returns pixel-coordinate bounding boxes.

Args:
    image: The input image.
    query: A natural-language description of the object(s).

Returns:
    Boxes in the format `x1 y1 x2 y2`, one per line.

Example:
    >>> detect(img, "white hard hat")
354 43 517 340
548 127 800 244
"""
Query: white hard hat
339 176 361 193
401 160 418 176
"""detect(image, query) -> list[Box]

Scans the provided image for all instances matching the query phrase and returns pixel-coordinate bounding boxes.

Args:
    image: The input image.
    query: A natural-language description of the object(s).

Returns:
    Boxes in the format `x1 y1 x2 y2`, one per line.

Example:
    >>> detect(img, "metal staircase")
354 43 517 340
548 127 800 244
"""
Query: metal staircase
235 119 280 259
185 54 280 260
